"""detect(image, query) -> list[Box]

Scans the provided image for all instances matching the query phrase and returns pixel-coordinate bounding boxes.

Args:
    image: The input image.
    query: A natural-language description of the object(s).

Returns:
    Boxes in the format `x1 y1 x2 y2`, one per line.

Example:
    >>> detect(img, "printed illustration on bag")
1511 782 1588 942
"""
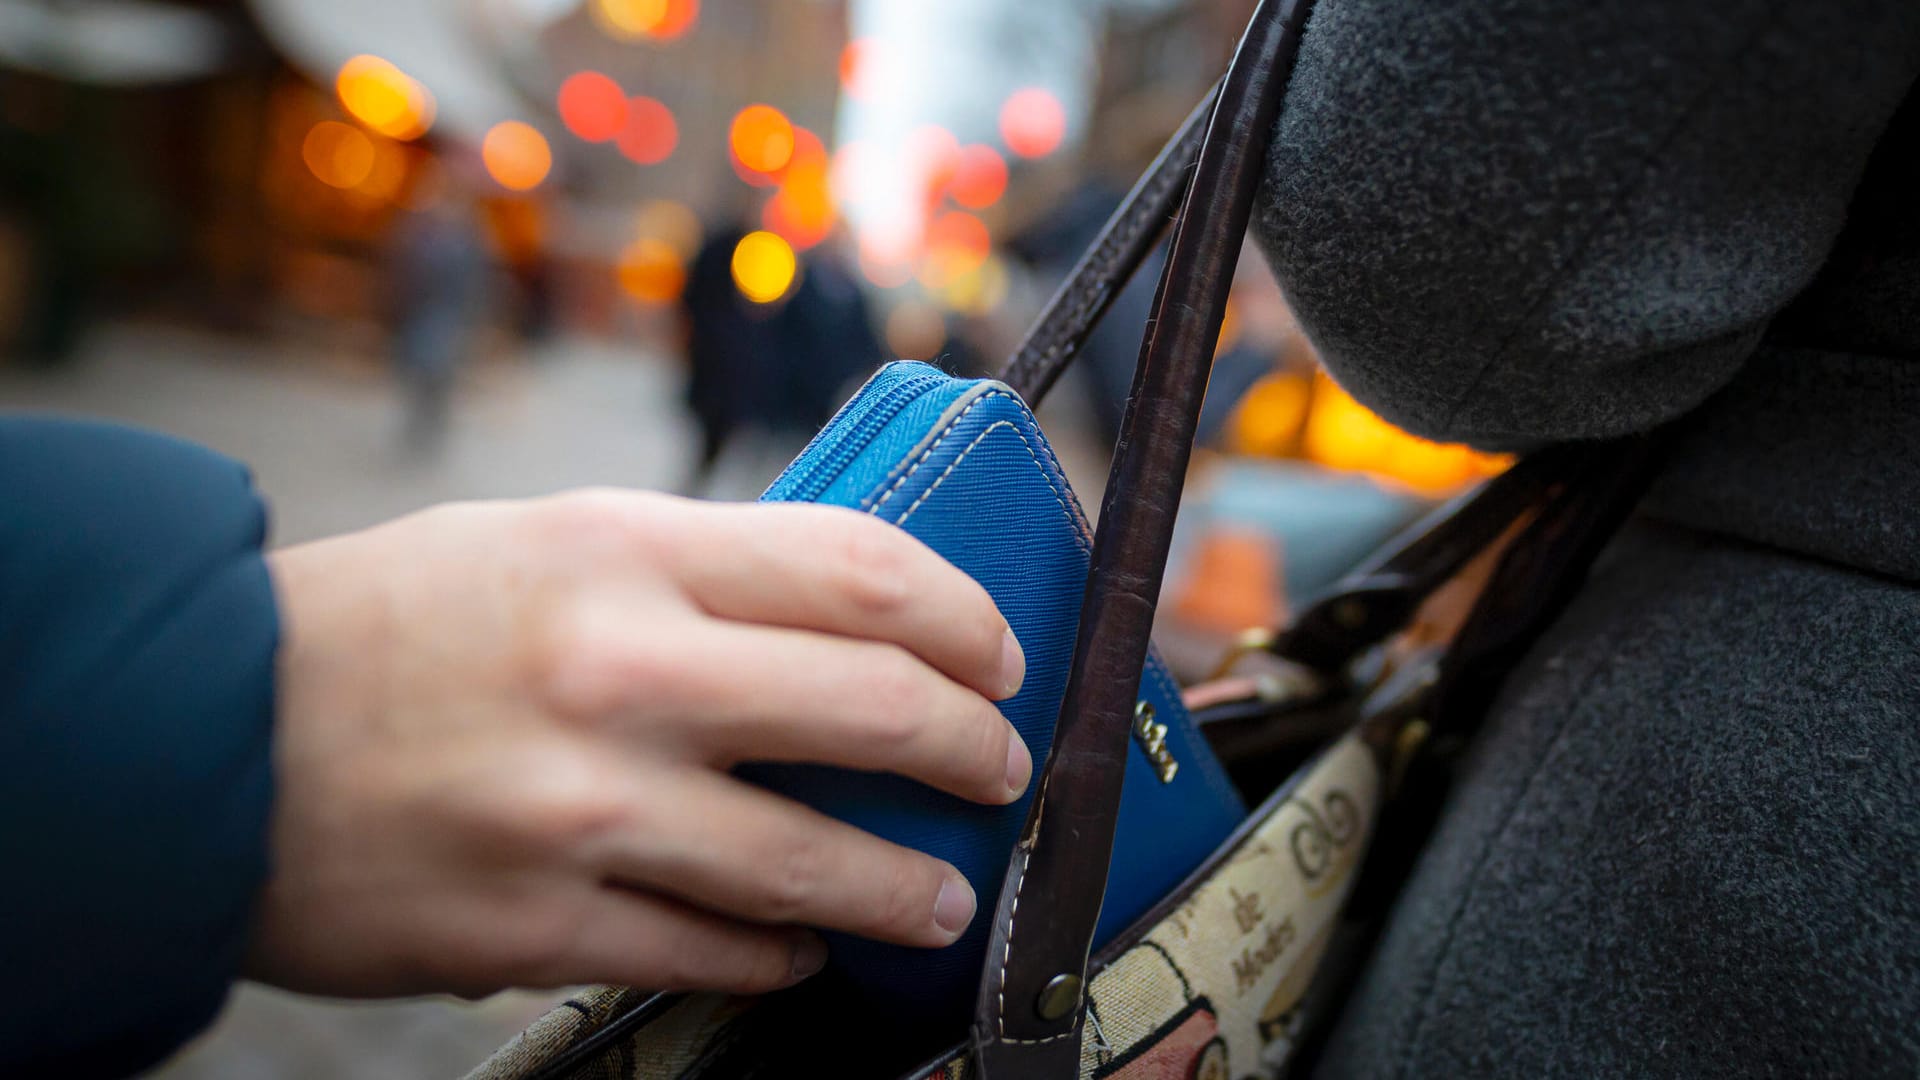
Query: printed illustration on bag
1092 995 1226 1080
1070 734 1379 1080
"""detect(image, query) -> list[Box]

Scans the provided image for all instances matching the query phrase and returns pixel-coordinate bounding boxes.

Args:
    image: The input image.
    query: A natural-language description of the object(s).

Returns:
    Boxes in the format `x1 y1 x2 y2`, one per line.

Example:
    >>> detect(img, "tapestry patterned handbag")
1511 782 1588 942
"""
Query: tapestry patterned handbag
470 1 1657 1076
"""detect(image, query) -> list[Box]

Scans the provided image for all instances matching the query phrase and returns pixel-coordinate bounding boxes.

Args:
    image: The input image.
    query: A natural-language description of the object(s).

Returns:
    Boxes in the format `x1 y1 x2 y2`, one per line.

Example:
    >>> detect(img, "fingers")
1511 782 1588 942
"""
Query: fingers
662 501 1025 702
589 767 978 950
638 616 1032 806
559 886 829 994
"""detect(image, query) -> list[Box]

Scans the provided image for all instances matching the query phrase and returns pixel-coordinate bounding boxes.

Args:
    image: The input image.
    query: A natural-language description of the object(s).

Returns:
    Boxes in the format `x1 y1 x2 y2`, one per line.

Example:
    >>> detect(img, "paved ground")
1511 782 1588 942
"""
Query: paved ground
0 322 720 545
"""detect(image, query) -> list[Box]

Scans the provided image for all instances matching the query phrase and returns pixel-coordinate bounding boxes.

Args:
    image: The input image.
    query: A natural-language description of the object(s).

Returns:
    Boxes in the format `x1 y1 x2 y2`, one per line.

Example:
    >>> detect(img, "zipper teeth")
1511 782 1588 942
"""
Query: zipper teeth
784 373 945 501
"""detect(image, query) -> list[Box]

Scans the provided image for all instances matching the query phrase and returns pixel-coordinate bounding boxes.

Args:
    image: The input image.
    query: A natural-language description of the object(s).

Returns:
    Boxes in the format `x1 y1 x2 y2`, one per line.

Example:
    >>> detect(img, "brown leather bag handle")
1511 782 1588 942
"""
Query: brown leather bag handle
998 83 1217 406
971 3 1317 1075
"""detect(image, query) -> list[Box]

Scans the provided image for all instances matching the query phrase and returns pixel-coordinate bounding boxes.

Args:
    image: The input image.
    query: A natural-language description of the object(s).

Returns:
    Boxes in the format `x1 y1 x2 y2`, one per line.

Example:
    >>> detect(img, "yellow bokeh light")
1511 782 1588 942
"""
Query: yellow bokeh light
618 237 687 305
1226 371 1312 457
592 0 667 39
482 121 552 192
1302 371 1513 494
1302 372 1406 473
336 55 435 141
302 121 376 190
591 0 696 40
730 230 797 304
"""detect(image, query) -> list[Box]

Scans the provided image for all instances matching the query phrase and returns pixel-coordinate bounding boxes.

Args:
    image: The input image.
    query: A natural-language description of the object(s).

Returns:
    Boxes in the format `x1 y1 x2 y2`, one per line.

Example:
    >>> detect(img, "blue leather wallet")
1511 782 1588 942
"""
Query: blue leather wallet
752 361 1245 1013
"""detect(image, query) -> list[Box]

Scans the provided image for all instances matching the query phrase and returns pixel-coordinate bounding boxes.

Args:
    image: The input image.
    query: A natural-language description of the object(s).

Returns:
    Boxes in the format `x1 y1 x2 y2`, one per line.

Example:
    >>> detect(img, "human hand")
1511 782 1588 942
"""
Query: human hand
247 490 1028 999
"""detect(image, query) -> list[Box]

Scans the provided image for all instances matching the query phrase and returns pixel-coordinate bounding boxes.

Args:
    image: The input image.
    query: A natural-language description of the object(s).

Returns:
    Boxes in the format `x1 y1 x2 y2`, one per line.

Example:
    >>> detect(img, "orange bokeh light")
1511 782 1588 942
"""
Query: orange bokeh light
357 139 410 202
764 127 834 250
482 121 552 192
731 157 779 188
919 210 991 287
618 237 687 305
1000 87 1066 159
617 96 678 165
653 0 698 39
950 144 1008 209
336 55 434 141
303 121 377 189
764 185 834 251
558 71 627 143
784 127 828 175
730 104 795 176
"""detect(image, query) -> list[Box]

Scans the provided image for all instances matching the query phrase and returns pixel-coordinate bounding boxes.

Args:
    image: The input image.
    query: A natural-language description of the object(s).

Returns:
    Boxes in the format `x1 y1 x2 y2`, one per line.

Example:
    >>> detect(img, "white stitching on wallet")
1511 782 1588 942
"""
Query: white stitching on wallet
862 388 1088 1042
868 390 1004 514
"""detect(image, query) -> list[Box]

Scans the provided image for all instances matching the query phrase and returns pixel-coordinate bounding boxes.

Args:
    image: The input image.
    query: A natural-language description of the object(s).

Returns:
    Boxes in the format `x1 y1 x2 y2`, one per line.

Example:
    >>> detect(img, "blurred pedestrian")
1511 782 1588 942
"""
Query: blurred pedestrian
389 179 488 455
680 225 883 495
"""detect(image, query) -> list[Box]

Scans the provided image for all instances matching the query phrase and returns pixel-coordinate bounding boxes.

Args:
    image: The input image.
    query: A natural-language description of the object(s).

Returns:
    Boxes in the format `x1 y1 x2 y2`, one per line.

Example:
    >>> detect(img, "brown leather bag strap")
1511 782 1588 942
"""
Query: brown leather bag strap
998 84 1218 406
970 3 1316 1075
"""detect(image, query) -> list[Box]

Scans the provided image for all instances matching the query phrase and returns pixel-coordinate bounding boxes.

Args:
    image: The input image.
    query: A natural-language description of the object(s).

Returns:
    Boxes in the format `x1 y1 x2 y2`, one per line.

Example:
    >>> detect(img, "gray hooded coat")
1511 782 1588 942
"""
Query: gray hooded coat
1253 0 1920 1075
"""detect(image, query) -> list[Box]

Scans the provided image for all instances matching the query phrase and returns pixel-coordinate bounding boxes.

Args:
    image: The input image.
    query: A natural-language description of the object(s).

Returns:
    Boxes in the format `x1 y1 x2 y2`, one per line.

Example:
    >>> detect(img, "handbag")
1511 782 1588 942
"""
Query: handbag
470 1 1660 1076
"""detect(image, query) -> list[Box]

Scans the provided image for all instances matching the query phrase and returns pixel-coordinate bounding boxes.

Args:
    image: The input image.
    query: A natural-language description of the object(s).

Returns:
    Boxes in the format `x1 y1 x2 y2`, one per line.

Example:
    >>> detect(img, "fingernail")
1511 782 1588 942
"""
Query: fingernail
933 876 976 938
998 627 1025 699
1005 733 1033 798
790 935 828 981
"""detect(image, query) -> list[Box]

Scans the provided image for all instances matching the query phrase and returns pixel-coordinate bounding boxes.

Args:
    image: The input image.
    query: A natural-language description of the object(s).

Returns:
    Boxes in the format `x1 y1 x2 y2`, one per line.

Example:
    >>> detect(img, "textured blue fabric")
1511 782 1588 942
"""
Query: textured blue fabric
755 362 1245 1016
0 417 278 1078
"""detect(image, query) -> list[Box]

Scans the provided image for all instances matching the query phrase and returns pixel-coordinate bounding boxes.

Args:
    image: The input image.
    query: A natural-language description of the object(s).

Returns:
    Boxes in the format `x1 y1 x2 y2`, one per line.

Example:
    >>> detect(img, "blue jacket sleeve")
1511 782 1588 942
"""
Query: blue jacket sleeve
0 417 278 1078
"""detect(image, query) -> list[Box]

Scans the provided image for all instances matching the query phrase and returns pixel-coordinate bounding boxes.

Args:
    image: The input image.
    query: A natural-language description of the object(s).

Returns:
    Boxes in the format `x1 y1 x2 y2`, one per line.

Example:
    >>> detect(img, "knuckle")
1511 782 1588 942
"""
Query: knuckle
540 487 627 533
475 752 630 859
870 857 941 939
856 656 931 746
846 568 913 619
833 518 915 615
526 779 630 855
968 709 1013 793
537 488 664 555
967 609 1008 672
750 836 824 924
534 614 673 723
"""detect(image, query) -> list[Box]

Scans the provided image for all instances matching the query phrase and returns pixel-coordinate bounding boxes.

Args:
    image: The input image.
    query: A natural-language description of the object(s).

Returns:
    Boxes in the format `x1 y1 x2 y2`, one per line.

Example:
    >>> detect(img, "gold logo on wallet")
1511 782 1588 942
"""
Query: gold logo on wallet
1132 701 1180 783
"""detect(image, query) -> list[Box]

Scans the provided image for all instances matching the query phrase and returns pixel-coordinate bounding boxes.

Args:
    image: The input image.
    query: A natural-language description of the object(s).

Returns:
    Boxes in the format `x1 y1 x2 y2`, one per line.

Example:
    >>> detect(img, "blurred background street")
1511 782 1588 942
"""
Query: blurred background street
2 0 1507 1074
0 324 699 543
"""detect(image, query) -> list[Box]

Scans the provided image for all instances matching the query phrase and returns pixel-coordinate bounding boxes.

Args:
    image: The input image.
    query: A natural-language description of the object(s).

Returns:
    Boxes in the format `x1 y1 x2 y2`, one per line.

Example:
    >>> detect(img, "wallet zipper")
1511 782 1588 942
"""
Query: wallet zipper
776 368 950 502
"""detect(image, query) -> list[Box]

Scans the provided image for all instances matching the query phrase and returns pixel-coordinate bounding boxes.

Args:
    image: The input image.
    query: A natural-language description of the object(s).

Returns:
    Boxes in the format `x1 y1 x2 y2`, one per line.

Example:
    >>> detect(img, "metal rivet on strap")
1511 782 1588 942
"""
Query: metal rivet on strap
1035 973 1083 1021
